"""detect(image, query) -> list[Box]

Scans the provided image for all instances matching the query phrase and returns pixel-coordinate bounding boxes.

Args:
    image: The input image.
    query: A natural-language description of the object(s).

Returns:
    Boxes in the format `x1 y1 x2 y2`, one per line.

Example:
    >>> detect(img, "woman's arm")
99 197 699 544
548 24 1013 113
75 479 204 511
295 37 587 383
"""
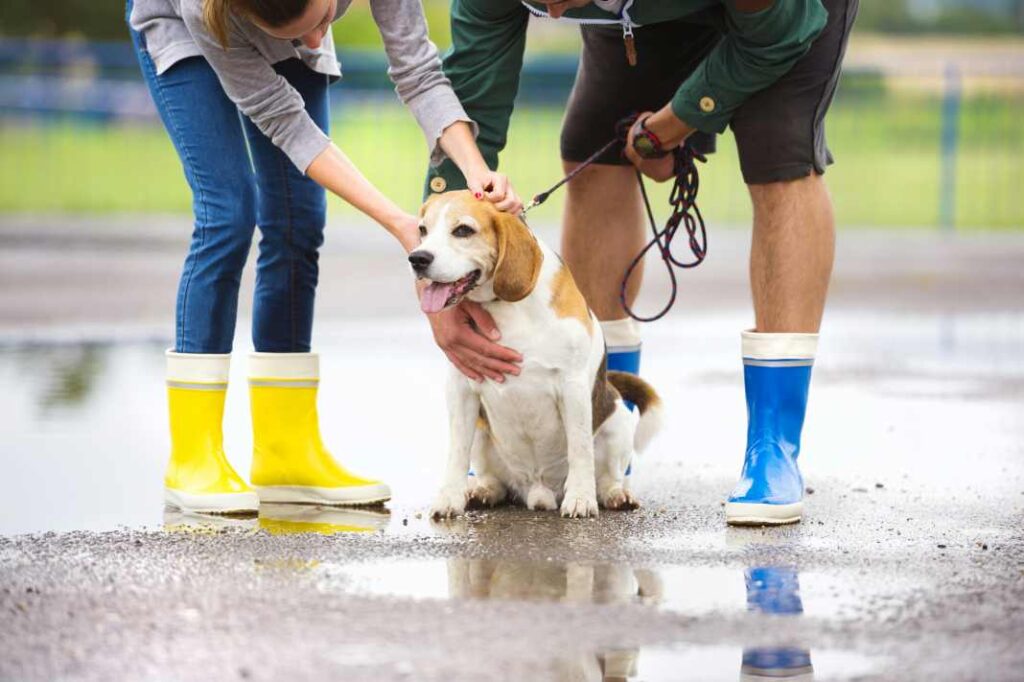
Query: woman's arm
306 144 419 252
438 121 521 213
370 0 521 213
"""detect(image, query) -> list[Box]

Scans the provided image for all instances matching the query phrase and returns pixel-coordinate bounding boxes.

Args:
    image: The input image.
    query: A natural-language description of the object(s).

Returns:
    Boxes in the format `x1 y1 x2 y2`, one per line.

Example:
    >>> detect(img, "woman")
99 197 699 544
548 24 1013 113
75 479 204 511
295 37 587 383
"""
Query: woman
128 0 522 514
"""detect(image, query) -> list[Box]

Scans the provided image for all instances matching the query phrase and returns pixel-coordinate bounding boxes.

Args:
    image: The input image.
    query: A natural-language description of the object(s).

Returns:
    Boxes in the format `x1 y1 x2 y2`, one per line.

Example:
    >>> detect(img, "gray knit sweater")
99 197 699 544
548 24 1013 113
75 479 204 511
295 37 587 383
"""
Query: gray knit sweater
130 0 472 172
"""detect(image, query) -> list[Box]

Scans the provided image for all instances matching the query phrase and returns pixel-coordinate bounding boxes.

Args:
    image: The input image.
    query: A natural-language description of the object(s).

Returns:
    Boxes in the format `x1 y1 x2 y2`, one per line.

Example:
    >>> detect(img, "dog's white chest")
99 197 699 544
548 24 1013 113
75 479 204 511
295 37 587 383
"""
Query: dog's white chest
477 367 569 484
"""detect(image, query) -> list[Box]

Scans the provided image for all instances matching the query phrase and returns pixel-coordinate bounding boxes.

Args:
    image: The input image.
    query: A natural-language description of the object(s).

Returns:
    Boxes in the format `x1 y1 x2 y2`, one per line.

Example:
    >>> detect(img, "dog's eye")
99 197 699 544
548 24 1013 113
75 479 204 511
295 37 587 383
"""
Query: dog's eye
452 224 475 238
418 225 427 237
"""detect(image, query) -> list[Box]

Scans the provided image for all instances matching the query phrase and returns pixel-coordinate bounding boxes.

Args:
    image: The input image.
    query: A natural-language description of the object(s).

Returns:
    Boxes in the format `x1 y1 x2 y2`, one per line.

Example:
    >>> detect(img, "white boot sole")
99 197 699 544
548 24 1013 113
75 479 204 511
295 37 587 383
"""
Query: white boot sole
164 487 259 515
725 501 803 526
255 483 391 506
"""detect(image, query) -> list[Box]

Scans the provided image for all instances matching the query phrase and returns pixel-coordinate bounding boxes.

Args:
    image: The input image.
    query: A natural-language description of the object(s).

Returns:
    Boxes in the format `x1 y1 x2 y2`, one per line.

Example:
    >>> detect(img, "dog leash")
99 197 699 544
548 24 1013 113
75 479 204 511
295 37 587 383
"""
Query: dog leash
523 114 707 322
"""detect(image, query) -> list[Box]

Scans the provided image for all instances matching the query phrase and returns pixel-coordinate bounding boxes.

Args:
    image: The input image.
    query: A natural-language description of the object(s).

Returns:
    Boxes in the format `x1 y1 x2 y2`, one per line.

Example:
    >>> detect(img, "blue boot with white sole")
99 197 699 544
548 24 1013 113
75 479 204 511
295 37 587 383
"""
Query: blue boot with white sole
726 331 818 526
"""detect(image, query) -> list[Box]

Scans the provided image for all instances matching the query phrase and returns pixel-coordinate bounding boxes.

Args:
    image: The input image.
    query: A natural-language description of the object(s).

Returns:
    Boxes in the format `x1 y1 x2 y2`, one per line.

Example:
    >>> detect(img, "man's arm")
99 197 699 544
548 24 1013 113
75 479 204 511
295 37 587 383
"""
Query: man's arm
673 0 828 134
636 0 828 161
424 0 529 196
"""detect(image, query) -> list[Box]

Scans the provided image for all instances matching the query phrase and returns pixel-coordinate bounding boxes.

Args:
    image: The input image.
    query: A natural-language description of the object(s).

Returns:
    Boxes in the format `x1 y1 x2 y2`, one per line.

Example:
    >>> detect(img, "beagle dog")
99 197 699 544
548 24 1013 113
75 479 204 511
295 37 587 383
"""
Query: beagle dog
412 191 663 519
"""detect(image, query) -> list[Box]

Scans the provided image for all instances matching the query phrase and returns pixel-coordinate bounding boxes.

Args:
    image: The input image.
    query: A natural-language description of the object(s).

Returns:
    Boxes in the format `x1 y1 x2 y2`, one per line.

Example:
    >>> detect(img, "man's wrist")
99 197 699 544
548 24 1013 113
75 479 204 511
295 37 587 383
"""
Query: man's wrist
646 106 695 150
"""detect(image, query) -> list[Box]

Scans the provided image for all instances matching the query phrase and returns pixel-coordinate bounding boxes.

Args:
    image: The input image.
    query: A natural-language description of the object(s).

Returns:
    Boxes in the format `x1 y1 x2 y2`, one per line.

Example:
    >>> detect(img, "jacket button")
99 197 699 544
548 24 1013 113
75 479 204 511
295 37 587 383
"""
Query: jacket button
429 176 447 193
699 96 716 113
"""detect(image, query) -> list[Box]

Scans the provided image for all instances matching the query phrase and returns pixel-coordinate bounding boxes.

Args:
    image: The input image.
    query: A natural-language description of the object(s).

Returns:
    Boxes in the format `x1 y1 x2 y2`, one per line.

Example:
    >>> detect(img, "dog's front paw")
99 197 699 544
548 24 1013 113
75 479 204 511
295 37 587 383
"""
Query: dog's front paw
430 486 468 519
560 489 599 518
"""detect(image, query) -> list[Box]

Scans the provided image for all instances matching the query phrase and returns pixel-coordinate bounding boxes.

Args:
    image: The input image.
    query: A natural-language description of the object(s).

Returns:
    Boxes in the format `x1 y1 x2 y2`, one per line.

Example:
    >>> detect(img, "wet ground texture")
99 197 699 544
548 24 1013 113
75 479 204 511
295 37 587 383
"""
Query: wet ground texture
1 218 1023 681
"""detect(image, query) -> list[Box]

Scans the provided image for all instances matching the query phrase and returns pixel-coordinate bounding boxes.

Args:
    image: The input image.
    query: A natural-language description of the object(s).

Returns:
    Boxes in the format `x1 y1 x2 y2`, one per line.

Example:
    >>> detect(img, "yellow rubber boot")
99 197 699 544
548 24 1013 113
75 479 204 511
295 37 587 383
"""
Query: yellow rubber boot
164 352 259 514
249 352 391 506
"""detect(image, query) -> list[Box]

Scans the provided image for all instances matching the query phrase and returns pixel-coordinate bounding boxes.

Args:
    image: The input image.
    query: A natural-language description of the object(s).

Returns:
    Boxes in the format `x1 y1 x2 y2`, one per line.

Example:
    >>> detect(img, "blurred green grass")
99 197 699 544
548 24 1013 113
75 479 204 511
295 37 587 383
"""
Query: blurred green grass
0 91 1021 228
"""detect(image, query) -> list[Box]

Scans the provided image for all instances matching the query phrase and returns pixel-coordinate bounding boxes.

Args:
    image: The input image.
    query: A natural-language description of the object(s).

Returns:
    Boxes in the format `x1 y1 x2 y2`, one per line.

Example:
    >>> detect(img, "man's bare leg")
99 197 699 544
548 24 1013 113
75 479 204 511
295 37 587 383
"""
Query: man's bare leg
749 173 835 333
561 162 645 440
561 162 646 320
726 172 836 526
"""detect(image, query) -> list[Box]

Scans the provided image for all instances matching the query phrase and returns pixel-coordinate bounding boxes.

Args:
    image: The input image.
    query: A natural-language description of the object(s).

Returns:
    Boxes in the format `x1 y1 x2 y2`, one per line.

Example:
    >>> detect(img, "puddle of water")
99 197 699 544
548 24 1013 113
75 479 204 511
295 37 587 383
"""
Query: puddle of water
634 645 879 681
264 546 883 681
1 312 1022 535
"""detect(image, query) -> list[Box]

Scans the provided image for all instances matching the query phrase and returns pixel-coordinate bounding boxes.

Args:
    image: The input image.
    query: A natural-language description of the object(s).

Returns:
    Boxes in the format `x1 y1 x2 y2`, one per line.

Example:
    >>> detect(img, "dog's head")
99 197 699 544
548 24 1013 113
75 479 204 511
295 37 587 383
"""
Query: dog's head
410 190 542 314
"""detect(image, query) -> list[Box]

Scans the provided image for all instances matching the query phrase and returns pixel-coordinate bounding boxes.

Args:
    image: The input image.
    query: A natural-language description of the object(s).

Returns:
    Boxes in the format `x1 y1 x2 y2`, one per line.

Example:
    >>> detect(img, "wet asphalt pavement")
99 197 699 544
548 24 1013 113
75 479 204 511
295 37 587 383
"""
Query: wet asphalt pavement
0 217 1022 681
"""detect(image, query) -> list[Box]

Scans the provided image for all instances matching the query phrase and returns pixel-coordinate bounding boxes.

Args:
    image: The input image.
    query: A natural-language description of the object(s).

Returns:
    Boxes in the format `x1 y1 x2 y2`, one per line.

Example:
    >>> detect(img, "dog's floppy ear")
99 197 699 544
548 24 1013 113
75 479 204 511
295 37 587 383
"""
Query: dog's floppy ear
492 211 542 302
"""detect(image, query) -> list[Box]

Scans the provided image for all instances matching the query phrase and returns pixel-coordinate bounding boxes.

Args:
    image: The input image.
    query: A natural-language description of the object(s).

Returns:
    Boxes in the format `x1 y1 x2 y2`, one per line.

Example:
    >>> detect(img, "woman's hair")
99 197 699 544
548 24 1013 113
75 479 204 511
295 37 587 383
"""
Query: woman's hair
203 0 311 48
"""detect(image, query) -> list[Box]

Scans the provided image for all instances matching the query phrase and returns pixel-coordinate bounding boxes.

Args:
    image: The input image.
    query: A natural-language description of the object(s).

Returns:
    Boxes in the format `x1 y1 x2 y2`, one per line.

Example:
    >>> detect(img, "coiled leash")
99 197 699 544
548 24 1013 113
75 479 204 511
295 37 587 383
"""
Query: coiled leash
523 114 708 322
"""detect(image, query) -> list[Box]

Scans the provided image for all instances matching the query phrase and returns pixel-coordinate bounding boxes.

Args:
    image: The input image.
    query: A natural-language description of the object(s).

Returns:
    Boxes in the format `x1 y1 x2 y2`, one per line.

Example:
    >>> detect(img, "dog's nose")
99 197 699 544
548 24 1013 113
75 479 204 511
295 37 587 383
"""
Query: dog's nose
408 250 434 273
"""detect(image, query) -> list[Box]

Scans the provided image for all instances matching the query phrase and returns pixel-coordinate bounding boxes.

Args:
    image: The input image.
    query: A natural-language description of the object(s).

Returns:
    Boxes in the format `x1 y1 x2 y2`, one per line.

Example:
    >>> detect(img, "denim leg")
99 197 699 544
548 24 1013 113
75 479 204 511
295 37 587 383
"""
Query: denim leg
129 15 256 353
242 59 330 353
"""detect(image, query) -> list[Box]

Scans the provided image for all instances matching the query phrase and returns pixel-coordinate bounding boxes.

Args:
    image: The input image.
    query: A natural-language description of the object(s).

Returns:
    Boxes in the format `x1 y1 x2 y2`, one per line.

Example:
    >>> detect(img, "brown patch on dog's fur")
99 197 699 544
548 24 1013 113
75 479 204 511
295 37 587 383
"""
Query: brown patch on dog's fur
607 371 660 414
591 351 620 432
550 262 593 334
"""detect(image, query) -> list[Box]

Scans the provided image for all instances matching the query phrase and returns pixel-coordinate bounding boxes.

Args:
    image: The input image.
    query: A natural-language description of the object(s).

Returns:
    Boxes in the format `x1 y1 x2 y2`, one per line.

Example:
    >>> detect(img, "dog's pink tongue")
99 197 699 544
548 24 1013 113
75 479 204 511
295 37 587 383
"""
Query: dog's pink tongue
421 282 455 314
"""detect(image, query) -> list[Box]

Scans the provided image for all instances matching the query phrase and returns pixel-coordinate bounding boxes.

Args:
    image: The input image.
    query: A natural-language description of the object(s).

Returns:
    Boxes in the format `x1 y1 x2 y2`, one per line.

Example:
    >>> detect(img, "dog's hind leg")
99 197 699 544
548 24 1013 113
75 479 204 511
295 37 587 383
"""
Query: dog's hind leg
466 430 508 509
596 403 640 511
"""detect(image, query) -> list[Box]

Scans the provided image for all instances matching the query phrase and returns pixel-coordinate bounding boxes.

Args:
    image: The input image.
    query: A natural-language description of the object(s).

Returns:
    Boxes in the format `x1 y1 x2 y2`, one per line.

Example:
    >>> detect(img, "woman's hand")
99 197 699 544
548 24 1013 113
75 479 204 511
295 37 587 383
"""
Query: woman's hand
465 168 523 214
391 213 422 254
438 121 523 214
426 300 522 383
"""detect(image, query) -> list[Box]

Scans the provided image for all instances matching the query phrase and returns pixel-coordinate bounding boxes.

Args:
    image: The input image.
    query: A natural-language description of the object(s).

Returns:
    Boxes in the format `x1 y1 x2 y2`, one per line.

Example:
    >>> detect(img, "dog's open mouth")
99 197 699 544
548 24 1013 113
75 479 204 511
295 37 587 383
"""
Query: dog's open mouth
420 269 481 314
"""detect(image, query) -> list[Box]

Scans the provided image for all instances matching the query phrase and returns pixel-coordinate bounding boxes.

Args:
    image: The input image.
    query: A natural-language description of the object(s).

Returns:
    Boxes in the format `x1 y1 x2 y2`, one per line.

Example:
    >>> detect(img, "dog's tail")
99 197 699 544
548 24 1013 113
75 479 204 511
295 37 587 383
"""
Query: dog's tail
607 371 664 454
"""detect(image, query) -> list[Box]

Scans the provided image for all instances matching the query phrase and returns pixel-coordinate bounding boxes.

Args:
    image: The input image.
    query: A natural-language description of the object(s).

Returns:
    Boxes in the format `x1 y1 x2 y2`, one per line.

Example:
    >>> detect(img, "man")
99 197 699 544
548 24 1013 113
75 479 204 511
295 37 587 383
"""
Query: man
423 0 858 525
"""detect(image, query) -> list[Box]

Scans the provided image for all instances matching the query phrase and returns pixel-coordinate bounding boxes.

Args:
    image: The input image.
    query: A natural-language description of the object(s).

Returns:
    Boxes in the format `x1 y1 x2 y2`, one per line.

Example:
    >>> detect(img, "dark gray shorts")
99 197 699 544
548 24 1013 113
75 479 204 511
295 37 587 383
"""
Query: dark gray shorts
560 0 859 185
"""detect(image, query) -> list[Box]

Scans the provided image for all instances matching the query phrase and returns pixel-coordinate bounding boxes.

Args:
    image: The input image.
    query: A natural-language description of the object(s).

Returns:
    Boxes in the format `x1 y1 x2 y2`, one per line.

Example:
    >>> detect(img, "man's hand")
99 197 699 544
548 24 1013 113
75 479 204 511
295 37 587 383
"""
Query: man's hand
624 106 696 182
427 300 522 383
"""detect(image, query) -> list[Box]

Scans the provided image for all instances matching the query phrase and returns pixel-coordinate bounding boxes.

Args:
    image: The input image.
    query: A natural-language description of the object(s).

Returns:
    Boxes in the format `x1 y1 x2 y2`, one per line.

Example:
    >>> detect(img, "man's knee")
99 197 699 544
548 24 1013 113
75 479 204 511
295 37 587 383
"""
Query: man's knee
563 162 636 198
748 173 829 221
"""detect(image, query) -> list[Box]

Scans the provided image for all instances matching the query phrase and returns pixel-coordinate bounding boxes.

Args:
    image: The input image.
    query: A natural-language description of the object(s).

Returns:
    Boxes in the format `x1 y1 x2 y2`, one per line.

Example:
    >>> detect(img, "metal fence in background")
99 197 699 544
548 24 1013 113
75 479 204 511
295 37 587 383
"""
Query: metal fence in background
0 37 1021 229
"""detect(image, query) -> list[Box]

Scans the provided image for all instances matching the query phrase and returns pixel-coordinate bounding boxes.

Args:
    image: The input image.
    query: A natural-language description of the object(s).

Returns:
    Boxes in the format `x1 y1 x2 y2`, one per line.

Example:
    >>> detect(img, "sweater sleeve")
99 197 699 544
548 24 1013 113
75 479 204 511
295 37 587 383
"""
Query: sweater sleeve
370 0 476 167
180 2 331 174
672 0 828 133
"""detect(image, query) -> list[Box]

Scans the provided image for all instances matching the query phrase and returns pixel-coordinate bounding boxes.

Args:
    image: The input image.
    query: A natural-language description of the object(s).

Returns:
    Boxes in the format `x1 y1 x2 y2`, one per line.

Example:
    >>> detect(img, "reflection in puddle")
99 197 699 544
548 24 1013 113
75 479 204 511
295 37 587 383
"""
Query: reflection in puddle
258 503 390 535
163 509 259 532
742 566 812 681
307 556 880 681
163 504 391 535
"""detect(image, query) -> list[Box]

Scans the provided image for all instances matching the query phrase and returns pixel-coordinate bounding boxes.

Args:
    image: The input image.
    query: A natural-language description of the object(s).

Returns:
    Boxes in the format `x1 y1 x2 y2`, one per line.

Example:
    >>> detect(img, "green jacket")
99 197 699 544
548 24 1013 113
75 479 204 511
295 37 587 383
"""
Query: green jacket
426 0 828 194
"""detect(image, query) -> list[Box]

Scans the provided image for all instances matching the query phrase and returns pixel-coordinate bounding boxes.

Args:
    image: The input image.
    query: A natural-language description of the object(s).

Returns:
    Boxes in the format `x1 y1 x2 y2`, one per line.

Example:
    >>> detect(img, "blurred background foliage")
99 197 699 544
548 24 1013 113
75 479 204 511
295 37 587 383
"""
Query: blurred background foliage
0 1 1021 229
2 0 1023 43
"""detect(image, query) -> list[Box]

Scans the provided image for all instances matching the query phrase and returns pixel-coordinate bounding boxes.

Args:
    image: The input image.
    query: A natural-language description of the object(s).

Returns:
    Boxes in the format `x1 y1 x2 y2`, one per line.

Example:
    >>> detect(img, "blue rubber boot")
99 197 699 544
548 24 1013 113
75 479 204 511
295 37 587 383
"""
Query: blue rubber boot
726 331 818 526
740 566 814 681
602 318 641 478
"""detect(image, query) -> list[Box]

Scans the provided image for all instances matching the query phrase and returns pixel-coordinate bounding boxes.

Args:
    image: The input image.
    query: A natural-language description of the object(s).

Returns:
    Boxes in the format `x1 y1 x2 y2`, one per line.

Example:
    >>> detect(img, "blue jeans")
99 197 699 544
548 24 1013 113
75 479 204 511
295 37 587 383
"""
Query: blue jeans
128 4 329 354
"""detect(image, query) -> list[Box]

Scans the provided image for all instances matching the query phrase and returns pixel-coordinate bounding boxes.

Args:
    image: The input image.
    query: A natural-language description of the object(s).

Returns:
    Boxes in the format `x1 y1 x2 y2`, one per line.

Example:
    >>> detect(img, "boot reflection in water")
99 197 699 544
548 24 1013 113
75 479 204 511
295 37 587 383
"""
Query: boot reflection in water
258 503 390 535
742 566 813 681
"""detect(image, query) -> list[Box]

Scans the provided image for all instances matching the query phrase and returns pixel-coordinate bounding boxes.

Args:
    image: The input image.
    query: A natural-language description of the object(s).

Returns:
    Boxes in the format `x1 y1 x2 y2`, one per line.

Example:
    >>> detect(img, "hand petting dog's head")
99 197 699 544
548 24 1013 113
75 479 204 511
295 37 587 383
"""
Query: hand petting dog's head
410 191 542 314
